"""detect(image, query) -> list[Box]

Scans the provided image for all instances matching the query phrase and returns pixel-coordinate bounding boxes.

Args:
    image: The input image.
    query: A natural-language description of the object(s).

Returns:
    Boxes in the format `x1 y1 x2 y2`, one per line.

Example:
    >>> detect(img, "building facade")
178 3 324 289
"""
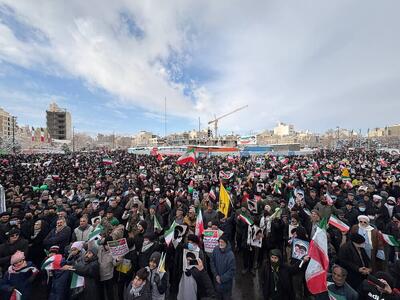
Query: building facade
46 102 72 140
0 108 15 139
273 122 295 136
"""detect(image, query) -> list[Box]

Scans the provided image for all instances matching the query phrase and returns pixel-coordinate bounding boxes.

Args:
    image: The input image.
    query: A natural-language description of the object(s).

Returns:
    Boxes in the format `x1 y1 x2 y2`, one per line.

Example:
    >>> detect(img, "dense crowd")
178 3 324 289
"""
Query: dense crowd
0 149 399 300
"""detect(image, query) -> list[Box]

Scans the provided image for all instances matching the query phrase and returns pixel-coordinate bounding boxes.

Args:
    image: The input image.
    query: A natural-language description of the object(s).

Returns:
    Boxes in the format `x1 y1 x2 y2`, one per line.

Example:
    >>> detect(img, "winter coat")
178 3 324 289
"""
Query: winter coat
146 267 169 300
48 268 71 300
28 224 50 267
261 262 301 300
210 243 235 293
338 241 370 290
0 237 29 271
0 261 38 300
73 255 101 300
98 246 116 281
124 280 152 300
43 226 71 254
72 225 93 242
190 267 217 299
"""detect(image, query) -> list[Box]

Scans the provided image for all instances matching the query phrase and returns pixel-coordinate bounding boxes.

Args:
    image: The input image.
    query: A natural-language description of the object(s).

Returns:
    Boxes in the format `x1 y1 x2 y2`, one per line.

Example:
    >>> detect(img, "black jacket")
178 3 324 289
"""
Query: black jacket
338 241 370 290
73 255 100 300
0 237 29 270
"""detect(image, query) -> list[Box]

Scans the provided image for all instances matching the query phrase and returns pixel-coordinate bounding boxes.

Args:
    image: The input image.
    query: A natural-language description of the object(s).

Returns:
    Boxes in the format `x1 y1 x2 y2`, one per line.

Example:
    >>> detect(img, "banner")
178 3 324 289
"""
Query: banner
203 230 220 253
0 184 6 213
107 238 129 258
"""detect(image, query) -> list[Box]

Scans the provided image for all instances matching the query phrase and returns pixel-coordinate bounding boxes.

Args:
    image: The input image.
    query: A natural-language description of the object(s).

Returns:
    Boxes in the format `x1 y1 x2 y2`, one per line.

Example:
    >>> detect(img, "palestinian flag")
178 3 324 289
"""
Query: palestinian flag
70 272 85 289
306 218 329 295
381 233 400 247
177 149 196 165
154 217 163 232
102 158 113 165
41 254 63 270
9 289 22 300
328 215 349 232
88 225 103 241
238 213 254 226
195 209 204 237
164 221 177 245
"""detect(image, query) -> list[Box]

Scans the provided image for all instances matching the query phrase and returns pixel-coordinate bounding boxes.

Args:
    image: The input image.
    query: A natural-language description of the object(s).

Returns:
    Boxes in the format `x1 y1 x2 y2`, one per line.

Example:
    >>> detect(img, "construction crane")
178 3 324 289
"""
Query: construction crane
208 105 248 139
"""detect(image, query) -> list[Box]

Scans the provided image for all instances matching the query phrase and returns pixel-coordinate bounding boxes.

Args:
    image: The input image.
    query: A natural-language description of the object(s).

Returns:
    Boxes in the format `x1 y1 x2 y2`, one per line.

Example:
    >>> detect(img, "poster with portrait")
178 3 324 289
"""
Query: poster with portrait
291 239 309 260
182 248 200 271
247 225 263 248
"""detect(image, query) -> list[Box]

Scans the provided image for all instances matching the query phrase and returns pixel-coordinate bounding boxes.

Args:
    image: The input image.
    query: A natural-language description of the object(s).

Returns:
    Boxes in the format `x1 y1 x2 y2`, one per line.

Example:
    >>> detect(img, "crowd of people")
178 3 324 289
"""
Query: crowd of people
0 148 399 300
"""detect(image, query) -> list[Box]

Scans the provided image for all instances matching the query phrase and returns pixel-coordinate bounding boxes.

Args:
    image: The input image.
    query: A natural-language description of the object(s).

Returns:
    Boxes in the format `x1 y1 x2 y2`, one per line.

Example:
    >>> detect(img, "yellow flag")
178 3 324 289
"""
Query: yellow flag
218 183 230 217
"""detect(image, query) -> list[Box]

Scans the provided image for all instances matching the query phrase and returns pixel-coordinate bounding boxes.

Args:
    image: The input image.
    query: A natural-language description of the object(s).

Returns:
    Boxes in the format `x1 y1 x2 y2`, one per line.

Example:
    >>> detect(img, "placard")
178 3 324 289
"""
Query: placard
291 238 309 260
183 248 199 271
107 238 129 258
203 230 220 253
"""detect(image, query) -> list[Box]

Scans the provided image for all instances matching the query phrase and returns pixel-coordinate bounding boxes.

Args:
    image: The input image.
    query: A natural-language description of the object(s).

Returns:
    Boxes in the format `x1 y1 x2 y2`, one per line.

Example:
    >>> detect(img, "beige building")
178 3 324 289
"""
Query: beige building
46 102 72 140
132 131 156 146
0 108 15 139
273 122 295 136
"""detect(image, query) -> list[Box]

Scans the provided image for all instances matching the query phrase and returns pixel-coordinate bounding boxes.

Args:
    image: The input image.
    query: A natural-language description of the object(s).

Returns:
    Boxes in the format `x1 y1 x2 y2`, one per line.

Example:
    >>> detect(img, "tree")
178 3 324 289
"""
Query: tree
61 143 71 154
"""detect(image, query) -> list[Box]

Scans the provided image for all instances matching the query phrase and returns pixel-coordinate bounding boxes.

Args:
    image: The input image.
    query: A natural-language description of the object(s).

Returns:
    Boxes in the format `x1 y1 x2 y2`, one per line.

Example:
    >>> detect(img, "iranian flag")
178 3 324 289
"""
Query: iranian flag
88 225 103 241
102 158 113 165
188 180 194 194
164 221 177 245
209 188 216 201
157 153 165 161
40 128 45 142
70 272 85 289
41 254 63 270
325 193 334 206
227 156 235 163
306 218 329 295
31 127 35 142
176 149 196 165
195 209 204 237
328 215 350 232
279 157 289 164
381 233 400 247
238 213 254 226
9 289 22 300
154 217 163 232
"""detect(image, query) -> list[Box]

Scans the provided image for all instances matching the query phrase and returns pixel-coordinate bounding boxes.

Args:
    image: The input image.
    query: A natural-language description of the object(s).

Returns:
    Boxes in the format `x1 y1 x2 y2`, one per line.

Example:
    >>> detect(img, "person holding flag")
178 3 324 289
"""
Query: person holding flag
145 252 169 300
0 250 38 300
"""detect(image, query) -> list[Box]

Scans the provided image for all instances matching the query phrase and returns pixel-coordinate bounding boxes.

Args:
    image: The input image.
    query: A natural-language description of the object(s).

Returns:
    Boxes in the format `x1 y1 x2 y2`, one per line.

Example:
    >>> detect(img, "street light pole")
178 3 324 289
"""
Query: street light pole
12 116 16 154
72 126 75 152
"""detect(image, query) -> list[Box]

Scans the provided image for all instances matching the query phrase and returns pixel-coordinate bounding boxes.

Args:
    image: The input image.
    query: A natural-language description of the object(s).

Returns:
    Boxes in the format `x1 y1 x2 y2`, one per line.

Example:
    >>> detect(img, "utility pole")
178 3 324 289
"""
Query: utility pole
72 126 75 152
164 97 167 138
12 116 16 154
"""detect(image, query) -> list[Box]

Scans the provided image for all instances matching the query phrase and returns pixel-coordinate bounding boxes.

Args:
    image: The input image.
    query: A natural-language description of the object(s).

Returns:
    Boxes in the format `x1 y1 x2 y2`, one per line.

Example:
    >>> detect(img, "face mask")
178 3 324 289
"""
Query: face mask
359 207 366 212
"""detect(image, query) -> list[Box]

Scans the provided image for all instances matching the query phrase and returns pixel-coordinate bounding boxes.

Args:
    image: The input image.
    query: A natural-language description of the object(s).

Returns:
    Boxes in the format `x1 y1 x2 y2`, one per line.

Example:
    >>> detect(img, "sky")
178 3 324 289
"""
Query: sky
0 1 399 136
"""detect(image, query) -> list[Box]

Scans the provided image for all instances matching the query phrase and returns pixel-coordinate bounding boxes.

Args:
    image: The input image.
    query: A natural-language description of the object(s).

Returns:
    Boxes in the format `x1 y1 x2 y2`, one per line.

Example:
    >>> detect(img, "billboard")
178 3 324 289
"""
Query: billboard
237 135 257 145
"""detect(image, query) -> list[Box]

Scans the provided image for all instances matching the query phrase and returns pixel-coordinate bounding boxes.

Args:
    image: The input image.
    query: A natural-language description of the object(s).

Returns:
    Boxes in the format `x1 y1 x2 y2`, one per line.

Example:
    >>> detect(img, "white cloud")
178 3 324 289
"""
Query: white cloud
0 1 399 134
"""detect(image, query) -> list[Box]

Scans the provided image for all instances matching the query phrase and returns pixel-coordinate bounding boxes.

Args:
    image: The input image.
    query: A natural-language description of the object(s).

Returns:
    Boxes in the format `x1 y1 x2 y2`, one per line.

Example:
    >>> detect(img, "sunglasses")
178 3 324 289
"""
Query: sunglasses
359 221 368 224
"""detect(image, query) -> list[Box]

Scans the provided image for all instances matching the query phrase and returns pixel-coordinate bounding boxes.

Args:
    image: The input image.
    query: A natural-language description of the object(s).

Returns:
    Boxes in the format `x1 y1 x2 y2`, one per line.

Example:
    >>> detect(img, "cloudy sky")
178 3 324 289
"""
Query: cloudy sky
0 1 399 136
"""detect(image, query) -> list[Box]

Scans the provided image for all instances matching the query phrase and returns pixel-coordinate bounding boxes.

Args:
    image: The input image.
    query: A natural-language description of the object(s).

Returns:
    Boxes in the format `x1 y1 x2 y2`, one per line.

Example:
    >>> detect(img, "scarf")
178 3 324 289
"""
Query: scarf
130 282 145 297
385 203 395 217
31 227 41 239
358 226 374 259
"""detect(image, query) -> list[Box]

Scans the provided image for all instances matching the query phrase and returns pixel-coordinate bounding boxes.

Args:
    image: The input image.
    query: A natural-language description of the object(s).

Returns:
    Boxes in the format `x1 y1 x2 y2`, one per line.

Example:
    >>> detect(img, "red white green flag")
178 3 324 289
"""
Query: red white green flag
41 254 63 270
381 233 400 247
209 188 216 201
328 215 349 232
238 213 254 226
102 158 113 165
306 218 329 295
195 209 204 237
9 289 22 300
177 149 196 165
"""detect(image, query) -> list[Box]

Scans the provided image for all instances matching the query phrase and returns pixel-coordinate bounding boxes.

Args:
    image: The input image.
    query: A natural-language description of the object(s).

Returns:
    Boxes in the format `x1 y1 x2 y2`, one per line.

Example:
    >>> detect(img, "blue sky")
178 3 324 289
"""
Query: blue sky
1 1 400 136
